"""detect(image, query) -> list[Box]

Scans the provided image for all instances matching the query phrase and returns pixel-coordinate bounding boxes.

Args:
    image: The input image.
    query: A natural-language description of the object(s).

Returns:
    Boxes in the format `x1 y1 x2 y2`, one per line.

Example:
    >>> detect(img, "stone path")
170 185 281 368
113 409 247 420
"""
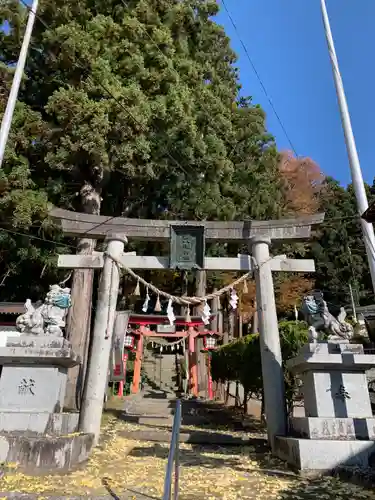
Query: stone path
0 402 374 499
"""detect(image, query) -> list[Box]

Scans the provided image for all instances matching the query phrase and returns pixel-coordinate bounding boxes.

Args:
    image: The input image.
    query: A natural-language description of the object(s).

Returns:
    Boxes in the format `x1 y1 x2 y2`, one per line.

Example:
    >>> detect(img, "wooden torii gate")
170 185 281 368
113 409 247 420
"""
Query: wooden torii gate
51 207 324 448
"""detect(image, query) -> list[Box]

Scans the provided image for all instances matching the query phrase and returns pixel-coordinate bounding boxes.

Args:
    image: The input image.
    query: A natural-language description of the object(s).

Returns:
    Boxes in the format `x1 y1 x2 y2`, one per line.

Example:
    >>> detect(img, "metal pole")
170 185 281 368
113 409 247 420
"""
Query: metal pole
0 0 38 168
320 0 375 295
163 399 182 500
173 400 181 500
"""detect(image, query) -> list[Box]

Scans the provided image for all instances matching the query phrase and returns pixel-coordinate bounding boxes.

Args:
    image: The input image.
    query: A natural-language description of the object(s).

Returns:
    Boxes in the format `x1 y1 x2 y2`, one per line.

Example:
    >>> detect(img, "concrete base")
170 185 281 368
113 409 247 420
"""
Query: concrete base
0 432 94 472
0 411 79 436
290 417 375 441
275 436 375 470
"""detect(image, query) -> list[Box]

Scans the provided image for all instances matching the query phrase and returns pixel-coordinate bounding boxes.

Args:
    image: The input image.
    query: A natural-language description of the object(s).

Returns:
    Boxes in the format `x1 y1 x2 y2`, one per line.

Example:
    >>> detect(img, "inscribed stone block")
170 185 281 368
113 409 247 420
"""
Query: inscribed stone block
0 365 67 413
303 370 372 418
289 417 375 440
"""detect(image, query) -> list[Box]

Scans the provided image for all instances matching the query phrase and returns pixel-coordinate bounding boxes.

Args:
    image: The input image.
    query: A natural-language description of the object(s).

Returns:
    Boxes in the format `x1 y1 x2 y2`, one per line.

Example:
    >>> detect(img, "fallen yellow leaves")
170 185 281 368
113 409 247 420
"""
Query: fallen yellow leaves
0 416 374 499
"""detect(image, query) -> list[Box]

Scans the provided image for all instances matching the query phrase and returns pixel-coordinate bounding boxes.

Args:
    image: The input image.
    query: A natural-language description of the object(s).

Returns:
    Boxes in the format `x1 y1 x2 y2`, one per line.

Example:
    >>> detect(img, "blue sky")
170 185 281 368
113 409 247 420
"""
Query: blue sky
216 0 375 186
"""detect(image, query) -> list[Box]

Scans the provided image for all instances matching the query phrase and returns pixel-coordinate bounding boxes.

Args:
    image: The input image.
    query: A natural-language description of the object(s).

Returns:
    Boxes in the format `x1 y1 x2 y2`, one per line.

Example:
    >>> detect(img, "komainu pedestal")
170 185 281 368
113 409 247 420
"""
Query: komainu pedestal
275 342 375 471
0 335 93 471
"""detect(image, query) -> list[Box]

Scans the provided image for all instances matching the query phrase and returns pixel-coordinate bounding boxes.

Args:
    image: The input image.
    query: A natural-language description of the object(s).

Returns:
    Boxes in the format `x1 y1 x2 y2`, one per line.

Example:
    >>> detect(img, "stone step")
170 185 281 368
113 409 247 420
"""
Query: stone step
124 401 201 415
122 415 211 426
118 428 264 446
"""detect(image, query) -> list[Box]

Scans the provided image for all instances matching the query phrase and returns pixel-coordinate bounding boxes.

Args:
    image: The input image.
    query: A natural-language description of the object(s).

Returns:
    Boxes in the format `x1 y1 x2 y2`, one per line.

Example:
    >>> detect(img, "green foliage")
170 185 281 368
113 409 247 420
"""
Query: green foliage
309 178 375 307
278 321 308 410
0 0 284 301
212 321 308 412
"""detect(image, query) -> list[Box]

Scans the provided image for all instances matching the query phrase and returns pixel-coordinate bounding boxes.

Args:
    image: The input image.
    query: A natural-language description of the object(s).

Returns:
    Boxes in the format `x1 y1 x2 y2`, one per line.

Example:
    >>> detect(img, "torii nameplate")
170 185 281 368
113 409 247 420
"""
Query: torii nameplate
170 225 205 270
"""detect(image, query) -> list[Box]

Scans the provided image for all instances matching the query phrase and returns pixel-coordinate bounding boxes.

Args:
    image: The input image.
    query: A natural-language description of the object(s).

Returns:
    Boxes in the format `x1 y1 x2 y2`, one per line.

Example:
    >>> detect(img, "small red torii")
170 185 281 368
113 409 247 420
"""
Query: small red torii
124 313 221 397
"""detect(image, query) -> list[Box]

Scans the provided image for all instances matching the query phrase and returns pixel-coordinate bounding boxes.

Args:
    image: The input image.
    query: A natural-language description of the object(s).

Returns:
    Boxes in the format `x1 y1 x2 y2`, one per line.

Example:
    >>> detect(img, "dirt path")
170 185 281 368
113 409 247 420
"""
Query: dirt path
0 413 374 499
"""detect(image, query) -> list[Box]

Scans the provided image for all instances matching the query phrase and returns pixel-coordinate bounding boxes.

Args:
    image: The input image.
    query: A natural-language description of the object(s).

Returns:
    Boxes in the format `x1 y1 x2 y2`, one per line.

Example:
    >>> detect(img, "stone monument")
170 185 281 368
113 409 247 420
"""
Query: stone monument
0 285 93 471
275 338 375 471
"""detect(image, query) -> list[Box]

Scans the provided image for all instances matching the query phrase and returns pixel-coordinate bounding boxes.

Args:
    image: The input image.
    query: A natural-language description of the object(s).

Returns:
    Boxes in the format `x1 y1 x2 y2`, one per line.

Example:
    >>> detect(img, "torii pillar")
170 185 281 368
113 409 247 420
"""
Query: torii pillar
252 236 286 448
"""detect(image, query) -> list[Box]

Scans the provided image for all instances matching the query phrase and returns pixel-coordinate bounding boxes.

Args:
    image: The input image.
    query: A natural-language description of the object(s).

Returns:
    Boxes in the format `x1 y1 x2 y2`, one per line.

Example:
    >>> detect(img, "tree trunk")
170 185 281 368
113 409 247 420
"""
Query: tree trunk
243 390 250 414
225 380 230 405
235 381 240 407
64 182 101 411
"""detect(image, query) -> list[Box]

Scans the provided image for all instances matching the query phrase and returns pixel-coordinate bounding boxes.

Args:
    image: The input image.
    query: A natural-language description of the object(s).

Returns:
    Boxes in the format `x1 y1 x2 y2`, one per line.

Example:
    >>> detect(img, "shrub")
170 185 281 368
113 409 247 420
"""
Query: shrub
212 321 308 413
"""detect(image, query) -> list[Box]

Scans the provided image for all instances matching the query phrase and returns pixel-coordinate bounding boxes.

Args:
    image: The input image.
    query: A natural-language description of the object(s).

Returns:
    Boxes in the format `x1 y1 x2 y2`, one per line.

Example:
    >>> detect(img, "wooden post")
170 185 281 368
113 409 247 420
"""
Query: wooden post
79 233 126 445
211 288 219 332
65 183 101 411
229 310 235 341
223 302 229 345
207 353 213 400
188 327 198 397
132 327 144 394
64 238 95 410
195 270 206 396
118 352 129 397
238 296 243 338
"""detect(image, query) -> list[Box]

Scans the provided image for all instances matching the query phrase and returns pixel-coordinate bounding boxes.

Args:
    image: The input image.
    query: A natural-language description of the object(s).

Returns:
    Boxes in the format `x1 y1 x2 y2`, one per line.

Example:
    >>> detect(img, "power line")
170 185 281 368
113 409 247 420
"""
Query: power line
0 226 76 250
220 0 298 156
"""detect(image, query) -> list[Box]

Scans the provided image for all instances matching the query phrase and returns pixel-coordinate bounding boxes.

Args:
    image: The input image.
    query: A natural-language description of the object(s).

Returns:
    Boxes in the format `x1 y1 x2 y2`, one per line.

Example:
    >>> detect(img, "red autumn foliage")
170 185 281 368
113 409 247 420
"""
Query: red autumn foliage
279 151 325 216
276 275 315 316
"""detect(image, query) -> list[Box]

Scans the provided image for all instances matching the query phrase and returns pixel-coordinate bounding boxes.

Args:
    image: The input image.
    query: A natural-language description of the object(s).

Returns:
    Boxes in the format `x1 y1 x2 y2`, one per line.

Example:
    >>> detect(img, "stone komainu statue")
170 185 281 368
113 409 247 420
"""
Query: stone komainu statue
16 284 71 337
301 291 354 342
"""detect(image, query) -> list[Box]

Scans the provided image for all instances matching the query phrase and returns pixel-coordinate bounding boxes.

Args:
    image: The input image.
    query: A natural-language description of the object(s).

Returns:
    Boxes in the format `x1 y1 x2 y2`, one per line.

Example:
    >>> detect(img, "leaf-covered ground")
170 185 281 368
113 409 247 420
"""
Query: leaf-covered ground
1 413 375 499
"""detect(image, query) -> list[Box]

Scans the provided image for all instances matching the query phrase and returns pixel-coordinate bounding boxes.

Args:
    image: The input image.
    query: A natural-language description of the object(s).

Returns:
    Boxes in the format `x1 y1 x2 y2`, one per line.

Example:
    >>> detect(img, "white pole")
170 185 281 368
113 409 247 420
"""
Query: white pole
79 234 126 445
320 0 375 295
0 0 38 168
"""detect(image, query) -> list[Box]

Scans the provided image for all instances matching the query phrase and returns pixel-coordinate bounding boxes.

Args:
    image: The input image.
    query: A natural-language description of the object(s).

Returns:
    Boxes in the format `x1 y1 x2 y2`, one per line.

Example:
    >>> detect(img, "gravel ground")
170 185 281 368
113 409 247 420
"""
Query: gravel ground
0 413 374 499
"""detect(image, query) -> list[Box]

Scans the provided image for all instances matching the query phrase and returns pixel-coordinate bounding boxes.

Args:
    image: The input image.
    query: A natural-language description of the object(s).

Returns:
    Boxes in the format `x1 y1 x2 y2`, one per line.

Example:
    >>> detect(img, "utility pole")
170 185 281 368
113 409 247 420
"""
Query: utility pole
0 0 38 168
320 0 375 295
